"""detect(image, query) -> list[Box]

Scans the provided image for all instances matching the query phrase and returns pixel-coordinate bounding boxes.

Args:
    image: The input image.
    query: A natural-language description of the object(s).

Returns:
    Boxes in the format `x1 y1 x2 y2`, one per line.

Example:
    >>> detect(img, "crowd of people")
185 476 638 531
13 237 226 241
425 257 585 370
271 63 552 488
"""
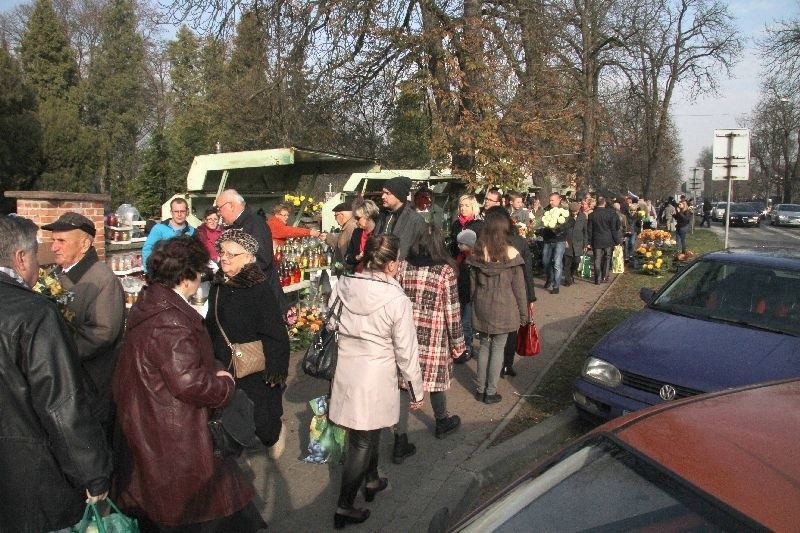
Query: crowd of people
1 177 696 531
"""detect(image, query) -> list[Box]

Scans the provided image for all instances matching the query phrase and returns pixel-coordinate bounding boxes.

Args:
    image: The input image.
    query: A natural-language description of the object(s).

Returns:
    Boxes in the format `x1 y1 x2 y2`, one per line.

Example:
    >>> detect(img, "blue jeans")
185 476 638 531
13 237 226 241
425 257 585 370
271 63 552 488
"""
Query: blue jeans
542 241 566 289
624 234 635 260
461 302 474 353
676 225 688 253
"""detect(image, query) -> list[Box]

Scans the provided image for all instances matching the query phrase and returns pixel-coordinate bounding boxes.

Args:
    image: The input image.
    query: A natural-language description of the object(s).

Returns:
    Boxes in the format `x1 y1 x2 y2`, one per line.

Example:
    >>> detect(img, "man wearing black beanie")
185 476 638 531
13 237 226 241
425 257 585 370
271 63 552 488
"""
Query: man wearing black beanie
378 176 425 259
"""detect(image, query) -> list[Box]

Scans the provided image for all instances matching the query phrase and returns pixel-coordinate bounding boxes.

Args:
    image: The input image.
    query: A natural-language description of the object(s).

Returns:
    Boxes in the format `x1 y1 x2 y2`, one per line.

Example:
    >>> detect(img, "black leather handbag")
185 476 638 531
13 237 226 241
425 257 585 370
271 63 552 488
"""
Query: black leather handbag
208 389 258 457
302 296 343 380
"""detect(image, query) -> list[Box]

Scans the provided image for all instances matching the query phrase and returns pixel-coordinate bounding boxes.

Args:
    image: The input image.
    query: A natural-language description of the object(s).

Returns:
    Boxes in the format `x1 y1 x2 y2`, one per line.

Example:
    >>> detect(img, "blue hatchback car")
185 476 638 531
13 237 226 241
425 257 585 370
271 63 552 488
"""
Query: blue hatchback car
573 247 800 422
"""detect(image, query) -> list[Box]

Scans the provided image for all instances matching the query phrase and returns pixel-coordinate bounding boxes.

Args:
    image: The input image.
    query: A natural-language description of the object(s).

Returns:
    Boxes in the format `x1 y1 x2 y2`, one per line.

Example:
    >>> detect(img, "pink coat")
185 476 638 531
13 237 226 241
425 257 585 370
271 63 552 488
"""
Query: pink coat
328 272 424 431
396 261 465 392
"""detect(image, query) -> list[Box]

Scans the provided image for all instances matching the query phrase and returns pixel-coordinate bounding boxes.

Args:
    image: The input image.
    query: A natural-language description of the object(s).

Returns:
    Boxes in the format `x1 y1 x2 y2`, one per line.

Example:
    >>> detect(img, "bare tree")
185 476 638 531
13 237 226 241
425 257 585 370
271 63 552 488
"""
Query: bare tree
619 0 741 199
745 77 800 202
759 7 800 88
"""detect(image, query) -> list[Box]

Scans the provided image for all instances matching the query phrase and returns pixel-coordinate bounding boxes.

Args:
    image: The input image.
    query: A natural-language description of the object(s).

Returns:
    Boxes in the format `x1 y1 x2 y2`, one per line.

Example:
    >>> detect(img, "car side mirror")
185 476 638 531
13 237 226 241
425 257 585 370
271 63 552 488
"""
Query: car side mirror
640 287 656 304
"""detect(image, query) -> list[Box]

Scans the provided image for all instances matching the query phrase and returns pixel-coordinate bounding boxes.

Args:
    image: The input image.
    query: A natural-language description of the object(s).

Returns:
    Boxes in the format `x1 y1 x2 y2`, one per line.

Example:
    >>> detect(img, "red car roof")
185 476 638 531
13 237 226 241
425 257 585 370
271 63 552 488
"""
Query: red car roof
602 379 800 531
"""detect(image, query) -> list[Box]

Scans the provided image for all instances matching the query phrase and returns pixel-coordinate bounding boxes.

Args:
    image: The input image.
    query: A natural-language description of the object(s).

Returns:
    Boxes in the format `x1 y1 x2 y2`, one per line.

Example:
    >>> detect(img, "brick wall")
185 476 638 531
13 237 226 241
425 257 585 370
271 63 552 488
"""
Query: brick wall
4 191 110 263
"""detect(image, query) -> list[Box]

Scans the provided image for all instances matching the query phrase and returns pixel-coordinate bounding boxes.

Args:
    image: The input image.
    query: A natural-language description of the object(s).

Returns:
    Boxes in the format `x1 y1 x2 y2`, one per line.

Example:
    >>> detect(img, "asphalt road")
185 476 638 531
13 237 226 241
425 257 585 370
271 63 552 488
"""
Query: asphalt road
701 219 800 249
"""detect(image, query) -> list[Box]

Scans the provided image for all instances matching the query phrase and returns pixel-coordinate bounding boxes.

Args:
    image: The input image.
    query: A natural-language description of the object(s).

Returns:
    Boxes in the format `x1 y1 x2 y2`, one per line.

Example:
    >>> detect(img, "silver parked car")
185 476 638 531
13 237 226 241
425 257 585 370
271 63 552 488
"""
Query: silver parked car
711 202 727 221
769 204 800 226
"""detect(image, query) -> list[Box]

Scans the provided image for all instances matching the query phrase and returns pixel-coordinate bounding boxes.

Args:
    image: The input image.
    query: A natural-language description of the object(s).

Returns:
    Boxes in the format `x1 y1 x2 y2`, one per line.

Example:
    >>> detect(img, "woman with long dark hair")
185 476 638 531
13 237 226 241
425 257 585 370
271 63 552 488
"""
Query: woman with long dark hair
328 234 424 529
396 224 466 443
467 207 529 404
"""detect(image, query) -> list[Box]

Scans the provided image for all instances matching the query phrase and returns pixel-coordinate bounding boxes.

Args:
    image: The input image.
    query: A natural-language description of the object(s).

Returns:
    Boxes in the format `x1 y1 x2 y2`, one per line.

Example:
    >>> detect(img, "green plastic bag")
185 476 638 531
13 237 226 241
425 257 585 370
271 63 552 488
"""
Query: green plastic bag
303 394 347 464
579 254 593 279
72 498 139 533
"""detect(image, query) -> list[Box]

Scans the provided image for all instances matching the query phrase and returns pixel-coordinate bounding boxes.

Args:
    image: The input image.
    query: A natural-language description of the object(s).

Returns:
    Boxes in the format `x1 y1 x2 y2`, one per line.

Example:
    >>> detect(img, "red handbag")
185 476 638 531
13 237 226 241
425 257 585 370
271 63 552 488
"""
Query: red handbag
515 322 541 356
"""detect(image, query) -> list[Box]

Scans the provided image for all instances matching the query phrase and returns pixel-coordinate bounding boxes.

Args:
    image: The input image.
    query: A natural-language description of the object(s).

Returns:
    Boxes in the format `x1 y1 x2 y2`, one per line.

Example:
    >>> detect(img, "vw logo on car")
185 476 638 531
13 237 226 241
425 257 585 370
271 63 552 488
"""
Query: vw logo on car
659 384 677 401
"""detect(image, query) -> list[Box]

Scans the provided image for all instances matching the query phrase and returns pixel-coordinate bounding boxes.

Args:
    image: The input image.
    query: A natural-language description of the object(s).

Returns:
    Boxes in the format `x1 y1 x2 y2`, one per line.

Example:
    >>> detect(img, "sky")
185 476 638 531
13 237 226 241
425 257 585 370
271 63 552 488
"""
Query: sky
1 0 794 181
672 0 793 176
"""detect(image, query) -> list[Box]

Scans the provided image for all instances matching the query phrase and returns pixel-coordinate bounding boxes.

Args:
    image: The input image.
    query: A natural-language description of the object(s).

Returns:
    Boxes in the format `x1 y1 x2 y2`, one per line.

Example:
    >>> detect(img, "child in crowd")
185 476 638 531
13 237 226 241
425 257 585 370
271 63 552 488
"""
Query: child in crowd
454 229 477 363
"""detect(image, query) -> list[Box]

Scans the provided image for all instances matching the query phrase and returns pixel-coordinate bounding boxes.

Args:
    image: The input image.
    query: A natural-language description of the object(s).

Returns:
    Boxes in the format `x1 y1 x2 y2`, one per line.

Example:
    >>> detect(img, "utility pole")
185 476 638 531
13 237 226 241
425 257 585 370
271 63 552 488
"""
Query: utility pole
688 167 705 234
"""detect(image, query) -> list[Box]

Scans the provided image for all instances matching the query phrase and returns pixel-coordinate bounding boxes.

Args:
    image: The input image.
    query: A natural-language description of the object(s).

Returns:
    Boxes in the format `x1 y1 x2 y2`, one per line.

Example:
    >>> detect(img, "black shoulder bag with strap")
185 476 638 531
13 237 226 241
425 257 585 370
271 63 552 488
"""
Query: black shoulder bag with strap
302 296 343 380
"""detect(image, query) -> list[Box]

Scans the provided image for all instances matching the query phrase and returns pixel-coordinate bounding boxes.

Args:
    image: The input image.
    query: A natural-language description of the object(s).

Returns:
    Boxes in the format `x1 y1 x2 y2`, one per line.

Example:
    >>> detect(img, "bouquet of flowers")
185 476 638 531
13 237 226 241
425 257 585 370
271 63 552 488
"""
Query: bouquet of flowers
287 304 325 351
32 267 76 324
284 193 325 221
638 229 674 246
541 207 569 229
636 244 669 275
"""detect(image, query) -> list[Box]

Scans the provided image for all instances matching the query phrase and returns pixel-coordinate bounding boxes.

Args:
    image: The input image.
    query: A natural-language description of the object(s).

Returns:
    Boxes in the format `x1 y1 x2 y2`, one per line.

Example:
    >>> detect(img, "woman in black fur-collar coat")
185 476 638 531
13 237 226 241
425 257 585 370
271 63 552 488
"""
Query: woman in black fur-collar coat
206 229 290 448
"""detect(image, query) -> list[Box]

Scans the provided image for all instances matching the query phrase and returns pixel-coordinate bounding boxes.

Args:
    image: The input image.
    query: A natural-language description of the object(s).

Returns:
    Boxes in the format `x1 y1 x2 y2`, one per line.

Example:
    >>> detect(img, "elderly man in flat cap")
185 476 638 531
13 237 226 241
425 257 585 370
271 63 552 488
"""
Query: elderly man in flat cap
378 175 425 259
325 201 358 272
43 212 125 436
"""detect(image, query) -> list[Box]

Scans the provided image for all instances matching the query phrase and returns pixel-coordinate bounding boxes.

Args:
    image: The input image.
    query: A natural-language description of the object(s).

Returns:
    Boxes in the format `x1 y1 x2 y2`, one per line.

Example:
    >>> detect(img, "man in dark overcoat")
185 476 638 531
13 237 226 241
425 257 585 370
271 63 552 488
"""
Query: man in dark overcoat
587 196 622 284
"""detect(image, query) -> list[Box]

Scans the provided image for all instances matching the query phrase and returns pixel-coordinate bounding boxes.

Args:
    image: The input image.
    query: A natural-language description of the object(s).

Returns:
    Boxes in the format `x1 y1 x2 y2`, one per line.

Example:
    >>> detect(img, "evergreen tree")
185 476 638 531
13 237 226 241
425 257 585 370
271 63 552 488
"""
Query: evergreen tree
163 26 213 186
18 0 97 192
19 0 77 102
86 0 146 204
0 44 42 213
387 87 433 168
134 123 170 217
218 10 274 150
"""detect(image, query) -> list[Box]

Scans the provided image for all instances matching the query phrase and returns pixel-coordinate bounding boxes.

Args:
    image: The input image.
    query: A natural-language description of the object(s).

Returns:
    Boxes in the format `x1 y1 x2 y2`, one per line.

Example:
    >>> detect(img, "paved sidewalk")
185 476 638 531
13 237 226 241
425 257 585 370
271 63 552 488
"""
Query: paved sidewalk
243 274 613 531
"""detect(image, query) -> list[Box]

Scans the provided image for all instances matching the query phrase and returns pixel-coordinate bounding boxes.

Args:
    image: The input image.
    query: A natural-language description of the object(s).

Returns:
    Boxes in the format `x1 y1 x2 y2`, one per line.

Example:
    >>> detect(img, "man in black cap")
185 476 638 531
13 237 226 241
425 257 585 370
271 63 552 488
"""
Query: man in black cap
42 212 125 438
378 175 425 259
325 201 357 271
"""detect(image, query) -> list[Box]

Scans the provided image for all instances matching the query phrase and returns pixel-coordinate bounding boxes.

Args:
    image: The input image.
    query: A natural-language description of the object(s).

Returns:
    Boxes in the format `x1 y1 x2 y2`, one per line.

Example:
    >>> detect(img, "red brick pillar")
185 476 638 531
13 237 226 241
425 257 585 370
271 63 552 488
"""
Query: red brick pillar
3 191 111 263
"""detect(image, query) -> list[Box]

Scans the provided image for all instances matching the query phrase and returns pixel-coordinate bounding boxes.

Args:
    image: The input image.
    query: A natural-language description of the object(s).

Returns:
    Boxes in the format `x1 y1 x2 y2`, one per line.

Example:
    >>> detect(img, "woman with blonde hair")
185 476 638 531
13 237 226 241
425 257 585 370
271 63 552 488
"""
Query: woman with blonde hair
345 199 381 273
329 234 424 528
449 194 483 257
449 193 483 362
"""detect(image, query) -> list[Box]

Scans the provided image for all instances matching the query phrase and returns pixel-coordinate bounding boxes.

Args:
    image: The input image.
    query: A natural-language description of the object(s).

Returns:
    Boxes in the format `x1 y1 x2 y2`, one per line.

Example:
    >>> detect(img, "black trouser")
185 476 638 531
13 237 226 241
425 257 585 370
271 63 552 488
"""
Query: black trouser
593 247 612 281
396 390 448 433
237 375 284 447
338 429 381 509
562 255 575 284
504 331 517 369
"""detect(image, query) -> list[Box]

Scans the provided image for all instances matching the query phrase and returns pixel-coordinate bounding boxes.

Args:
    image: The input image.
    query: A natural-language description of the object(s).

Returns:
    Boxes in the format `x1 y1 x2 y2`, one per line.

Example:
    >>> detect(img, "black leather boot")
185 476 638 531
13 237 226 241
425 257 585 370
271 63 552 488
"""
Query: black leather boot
435 415 461 439
392 433 416 464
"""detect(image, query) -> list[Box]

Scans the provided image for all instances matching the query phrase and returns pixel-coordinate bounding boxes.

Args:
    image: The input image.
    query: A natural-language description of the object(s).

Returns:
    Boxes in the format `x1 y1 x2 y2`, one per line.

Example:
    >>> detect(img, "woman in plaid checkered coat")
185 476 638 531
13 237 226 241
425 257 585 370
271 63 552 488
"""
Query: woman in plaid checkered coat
396 223 466 442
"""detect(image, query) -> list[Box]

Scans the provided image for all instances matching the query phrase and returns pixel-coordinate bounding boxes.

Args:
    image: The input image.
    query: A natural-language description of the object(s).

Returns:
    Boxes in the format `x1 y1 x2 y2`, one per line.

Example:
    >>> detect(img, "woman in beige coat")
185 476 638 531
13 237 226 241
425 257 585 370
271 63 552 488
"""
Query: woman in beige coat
328 234 425 529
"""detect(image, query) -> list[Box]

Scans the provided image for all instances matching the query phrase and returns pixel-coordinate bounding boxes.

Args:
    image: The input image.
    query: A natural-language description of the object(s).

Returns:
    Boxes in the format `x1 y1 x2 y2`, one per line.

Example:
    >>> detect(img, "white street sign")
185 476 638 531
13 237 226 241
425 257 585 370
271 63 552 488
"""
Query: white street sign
712 129 750 180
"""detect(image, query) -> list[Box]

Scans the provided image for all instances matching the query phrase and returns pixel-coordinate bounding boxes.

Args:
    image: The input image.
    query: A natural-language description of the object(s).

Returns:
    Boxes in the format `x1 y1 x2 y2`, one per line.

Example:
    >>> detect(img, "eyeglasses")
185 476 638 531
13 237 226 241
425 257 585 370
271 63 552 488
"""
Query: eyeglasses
485 197 500 204
219 250 247 259
215 201 232 210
